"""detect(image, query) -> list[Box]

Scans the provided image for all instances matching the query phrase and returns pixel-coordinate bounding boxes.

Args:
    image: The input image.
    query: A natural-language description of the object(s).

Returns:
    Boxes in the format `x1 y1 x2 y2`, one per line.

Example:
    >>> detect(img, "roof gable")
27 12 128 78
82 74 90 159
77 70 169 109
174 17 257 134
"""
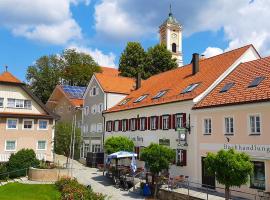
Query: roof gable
0 71 21 83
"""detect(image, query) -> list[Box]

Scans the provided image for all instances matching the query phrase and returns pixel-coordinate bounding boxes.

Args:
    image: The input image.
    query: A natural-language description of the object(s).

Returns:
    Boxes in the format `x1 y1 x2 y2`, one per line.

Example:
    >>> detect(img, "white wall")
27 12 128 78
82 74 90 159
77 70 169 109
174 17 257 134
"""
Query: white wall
106 93 127 109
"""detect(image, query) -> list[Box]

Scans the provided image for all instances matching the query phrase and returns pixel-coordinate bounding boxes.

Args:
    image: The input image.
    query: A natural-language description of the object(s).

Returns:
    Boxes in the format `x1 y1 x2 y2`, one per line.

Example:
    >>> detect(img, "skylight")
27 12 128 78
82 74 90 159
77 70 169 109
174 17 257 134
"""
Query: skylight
248 76 265 88
181 83 199 94
220 82 235 93
134 94 148 103
152 90 168 99
119 98 131 106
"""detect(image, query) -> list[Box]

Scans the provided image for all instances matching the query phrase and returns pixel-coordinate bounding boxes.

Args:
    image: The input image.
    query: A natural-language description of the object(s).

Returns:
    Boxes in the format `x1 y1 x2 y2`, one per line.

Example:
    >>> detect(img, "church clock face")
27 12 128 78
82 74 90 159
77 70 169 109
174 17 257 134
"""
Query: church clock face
171 33 177 38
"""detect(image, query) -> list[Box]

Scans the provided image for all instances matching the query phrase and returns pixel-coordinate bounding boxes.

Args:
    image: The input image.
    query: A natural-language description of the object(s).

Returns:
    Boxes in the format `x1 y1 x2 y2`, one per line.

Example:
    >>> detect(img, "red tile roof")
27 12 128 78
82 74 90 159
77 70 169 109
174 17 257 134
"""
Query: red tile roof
0 71 22 83
70 99 83 107
95 67 136 94
106 45 253 113
193 56 270 109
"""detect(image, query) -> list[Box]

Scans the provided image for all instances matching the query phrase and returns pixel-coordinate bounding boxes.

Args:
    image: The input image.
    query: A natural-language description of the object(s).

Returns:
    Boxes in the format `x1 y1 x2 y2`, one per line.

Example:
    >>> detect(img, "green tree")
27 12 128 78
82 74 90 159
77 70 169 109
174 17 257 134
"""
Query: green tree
204 149 253 200
140 143 175 197
54 122 81 164
144 44 177 79
61 49 101 86
26 55 61 103
26 49 101 103
119 42 146 78
104 136 134 154
7 149 40 178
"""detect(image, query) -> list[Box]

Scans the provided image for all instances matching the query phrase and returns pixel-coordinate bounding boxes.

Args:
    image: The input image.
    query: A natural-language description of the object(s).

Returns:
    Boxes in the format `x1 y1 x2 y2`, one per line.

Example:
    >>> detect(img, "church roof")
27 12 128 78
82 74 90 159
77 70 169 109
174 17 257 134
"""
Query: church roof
160 7 181 27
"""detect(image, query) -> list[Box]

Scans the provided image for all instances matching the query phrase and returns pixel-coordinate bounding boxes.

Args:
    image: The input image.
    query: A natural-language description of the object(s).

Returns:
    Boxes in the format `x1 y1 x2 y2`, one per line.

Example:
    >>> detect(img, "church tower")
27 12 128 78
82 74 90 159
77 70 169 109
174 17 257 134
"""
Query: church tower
159 5 183 66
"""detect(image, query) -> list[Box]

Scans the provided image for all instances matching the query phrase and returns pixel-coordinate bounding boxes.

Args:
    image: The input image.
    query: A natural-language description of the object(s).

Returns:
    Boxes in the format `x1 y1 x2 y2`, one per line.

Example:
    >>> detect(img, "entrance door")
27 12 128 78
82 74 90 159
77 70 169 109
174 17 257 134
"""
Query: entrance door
201 157 216 189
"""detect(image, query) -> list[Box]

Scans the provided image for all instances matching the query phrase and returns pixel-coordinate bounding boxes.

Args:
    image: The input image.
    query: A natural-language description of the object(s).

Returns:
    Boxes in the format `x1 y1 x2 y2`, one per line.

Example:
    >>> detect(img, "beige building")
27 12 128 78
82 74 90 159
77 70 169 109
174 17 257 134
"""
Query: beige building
194 56 270 196
0 71 58 162
46 85 85 126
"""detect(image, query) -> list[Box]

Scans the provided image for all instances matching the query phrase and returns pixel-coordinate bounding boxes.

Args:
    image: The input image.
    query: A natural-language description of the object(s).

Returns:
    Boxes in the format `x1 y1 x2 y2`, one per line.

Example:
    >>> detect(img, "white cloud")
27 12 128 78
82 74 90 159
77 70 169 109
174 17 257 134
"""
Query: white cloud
68 45 116 67
202 47 224 58
0 0 84 45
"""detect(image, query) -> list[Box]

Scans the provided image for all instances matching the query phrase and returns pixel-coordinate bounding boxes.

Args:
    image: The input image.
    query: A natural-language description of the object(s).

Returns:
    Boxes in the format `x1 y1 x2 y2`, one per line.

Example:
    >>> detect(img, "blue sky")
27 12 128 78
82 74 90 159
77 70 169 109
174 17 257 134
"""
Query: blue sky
0 0 269 82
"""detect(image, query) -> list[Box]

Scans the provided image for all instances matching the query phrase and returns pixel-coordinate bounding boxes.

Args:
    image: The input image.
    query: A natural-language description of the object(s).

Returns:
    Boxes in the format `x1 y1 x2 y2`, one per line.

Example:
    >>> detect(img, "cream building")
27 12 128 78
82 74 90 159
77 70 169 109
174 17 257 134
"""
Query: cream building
0 71 58 162
193 56 270 197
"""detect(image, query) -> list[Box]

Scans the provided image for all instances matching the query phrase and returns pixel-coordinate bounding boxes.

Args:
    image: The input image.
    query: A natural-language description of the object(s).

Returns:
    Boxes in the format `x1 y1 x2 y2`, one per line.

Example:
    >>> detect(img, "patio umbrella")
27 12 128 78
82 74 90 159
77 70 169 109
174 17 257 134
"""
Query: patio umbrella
108 151 137 159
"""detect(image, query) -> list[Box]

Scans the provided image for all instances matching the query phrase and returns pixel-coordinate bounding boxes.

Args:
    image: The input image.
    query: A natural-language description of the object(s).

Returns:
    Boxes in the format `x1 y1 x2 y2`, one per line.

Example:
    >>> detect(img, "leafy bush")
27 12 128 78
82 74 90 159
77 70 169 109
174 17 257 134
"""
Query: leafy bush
55 177 106 200
104 136 134 154
0 164 7 180
6 149 39 178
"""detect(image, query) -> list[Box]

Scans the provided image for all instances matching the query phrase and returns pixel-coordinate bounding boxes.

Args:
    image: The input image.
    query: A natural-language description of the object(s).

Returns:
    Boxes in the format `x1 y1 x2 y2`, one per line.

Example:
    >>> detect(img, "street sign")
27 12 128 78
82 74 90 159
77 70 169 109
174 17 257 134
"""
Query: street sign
176 127 186 132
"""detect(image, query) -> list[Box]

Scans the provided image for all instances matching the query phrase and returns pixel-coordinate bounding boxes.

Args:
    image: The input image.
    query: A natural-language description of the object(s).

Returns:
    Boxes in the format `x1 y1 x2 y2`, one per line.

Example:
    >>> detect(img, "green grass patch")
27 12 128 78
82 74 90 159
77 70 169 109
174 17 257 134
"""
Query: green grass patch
0 182 61 200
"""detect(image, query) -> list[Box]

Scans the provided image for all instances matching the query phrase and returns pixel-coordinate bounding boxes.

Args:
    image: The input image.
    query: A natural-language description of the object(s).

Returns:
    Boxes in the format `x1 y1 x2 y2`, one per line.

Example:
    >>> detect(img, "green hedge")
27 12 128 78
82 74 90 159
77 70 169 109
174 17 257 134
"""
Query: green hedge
55 177 106 200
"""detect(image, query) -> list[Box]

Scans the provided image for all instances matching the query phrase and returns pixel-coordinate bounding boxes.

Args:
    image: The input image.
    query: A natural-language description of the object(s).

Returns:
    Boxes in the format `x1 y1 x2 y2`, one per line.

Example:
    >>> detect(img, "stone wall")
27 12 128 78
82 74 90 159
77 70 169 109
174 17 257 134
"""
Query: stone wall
28 167 69 182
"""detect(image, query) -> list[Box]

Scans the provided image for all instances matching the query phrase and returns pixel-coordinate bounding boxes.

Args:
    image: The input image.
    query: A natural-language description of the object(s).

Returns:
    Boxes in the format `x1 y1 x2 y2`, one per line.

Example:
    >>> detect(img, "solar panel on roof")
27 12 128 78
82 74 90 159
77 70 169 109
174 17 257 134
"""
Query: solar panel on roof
220 82 235 93
248 76 265 88
62 85 86 99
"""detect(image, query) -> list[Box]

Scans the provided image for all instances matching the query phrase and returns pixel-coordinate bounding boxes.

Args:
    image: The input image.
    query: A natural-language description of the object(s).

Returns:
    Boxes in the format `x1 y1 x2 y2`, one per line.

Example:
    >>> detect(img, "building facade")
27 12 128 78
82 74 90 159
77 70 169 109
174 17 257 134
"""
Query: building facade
81 67 135 159
194 56 270 195
0 71 57 162
104 45 260 180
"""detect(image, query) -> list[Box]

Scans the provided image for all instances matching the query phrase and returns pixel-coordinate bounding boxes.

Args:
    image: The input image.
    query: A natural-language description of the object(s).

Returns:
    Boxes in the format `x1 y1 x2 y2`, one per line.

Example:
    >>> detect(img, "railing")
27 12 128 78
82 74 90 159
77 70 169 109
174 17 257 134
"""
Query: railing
0 153 46 162
165 179 270 200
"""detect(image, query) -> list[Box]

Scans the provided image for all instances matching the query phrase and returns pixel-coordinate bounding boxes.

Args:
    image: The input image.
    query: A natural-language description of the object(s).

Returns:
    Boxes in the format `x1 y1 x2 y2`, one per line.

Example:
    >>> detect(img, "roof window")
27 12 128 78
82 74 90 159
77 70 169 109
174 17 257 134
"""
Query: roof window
152 90 168 99
248 76 265 88
119 98 131 106
181 83 199 94
134 94 148 103
220 82 234 93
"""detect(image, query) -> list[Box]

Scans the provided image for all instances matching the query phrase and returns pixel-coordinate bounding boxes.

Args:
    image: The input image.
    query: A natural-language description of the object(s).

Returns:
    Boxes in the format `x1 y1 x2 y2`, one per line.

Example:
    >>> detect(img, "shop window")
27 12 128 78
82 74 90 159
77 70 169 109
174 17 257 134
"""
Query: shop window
250 161 265 190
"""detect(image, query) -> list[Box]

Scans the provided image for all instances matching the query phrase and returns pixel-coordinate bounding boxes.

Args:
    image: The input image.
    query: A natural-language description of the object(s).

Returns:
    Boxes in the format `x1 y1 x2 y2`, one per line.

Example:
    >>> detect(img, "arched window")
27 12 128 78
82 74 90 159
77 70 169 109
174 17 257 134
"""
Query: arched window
172 43 177 53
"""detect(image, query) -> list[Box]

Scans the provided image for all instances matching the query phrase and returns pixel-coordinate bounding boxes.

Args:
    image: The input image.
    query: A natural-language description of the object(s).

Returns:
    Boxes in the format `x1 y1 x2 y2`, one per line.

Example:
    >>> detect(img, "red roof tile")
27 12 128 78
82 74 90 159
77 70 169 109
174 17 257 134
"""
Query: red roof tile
193 56 270 109
95 67 136 94
106 45 253 113
0 71 22 83
70 99 83 107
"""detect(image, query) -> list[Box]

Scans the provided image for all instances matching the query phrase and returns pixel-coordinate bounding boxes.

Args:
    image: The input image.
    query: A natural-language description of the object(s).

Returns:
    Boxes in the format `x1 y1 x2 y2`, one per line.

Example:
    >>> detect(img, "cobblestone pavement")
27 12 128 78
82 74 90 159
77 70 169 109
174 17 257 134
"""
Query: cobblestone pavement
55 155 145 200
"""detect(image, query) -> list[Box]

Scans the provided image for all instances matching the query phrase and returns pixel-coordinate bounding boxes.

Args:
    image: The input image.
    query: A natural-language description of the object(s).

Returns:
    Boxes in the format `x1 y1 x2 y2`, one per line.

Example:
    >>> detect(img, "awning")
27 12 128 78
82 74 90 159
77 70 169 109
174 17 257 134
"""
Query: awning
107 151 137 159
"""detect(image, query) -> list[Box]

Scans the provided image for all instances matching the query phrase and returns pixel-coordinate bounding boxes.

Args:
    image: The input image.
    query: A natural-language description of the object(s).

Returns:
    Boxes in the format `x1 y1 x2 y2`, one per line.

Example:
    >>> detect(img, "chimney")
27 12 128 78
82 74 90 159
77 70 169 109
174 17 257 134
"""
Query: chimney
192 53 199 75
136 72 141 90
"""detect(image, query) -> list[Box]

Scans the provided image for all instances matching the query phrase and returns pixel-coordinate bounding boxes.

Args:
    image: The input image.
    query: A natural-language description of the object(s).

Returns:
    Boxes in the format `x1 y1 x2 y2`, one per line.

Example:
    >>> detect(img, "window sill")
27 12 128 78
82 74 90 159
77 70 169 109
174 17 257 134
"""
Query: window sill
249 133 261 136
224 133 234 136
203 133 211 136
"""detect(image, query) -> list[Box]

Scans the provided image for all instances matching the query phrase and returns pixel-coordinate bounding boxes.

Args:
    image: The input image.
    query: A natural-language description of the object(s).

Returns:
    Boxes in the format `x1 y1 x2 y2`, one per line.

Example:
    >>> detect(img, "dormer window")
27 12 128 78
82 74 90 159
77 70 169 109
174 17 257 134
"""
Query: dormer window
134 94 148 103
181 83 199 94
220 82 234 93
248 76 265 88
153 90 168 99
119 98 131 106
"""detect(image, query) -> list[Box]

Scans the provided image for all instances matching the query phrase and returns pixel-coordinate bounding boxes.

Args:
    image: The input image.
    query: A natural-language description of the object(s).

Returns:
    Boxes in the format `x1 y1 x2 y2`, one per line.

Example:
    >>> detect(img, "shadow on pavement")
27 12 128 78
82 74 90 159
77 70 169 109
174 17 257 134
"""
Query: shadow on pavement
91 175 114 187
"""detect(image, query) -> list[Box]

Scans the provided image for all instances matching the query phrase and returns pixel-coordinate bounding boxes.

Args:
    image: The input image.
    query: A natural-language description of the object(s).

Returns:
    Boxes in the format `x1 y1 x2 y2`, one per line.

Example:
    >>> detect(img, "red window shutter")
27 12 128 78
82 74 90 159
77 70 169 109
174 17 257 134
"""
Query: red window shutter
168 115 172 129
137 118 140 130
183 113 187 128
119 120 122 131
148 117 151 130
159 116 163 129
112 121 115 131
155 116 159 130
126 119 129 131
172 114 176 129
106 121 109 131
182 150 187 166
144 118 147 130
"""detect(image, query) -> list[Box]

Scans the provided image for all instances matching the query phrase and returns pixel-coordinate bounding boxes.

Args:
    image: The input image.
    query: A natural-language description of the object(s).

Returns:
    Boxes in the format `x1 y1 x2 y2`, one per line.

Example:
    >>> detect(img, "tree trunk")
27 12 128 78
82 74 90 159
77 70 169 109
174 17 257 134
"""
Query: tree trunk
225 186 230 200
154 174 158 199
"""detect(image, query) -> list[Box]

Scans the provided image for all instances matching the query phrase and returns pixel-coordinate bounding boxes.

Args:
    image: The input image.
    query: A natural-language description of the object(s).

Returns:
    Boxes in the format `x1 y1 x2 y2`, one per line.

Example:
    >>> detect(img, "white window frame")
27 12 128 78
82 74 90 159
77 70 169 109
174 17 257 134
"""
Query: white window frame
249 114 261 135
162 115 170 130
98 103 103 113
114 120 119 132
203 118 212 135
92 144 101 153
37 140 47 150
23 119 34 130
140 118 146 131
224 116 234 135
175 114 184 129
6 118 18 130
107 121 112 132
122 119 127 132
5 140 16 151
91 105 97 114
38 120 49 130
150 117 157 130
97 123 103 132
130 119 136 131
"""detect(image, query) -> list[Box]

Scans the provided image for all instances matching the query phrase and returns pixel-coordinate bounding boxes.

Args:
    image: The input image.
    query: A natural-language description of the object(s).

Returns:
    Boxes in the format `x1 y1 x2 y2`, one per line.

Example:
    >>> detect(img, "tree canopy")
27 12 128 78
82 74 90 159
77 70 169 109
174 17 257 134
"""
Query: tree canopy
104 136 134 154
204 149 253 200
26 49 101 103
118 42 178 79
